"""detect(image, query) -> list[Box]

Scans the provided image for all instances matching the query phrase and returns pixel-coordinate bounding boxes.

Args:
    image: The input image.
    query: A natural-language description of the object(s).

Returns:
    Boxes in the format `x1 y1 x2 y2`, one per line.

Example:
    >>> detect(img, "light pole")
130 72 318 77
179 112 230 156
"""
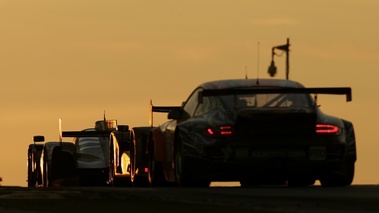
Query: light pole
268 38 290 80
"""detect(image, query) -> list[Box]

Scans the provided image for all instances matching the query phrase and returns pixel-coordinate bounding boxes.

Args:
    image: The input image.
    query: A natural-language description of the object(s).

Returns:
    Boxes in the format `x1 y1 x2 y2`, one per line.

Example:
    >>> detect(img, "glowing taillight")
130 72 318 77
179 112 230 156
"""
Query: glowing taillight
207 126 233 136
207 128 214 135
220 126 232 135
316 124 340 134
144 167 149 173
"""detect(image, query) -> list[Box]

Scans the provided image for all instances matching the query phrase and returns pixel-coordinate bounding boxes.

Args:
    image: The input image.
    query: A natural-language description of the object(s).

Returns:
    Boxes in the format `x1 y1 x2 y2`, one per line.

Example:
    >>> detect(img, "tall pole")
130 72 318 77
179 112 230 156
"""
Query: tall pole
267 38 290 80
285 38 290 80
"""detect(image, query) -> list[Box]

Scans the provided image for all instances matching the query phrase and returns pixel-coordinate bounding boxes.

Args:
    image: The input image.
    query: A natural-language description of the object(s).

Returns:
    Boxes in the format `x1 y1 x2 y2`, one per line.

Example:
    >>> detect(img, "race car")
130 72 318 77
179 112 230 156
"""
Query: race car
129 101 180 186
26 135 45 187
146 78 356 187
39 119 131 187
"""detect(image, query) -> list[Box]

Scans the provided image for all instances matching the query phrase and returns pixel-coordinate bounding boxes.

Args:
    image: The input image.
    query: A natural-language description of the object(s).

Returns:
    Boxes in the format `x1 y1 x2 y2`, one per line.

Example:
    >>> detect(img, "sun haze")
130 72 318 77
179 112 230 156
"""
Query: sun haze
0 1 378 186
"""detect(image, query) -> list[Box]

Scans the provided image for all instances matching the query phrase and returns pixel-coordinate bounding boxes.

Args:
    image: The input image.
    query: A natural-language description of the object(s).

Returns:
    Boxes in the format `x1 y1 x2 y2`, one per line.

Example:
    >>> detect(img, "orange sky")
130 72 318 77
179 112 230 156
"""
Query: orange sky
0 0 378 186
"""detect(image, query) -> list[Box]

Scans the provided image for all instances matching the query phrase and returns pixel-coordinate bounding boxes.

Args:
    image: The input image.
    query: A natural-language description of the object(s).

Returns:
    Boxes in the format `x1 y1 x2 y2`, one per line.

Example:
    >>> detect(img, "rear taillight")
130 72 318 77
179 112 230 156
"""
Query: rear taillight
316 124 340 134
207 125 233 136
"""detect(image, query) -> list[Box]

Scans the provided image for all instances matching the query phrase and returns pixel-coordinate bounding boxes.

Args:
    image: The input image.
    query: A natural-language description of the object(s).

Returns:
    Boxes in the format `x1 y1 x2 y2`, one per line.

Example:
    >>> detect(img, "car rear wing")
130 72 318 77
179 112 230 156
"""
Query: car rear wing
149 99 181 127
198 87 352 102
58 118 119 143
61 131 112 138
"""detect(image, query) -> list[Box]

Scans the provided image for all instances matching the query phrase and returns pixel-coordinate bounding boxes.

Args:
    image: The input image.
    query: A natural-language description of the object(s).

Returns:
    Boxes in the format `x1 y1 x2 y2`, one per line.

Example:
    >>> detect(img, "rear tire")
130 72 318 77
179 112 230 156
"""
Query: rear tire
174 141 190 187
107 142 115 187
27 145 36 187
174 138 209 187
320 163 354 187
130 127 151 187
147 138 166 187
43 153 50 187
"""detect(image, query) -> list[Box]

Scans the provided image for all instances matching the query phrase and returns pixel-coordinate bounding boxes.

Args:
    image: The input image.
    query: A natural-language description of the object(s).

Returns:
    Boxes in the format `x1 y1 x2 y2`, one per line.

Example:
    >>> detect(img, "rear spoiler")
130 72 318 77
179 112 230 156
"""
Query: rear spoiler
58 118 113 144
199 87 352 102
149 99 181 127
61 131 111 138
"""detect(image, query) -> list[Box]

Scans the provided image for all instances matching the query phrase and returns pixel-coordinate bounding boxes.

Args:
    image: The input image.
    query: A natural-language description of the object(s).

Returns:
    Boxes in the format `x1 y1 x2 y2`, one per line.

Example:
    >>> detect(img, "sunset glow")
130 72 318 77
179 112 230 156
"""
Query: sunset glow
0 1 378 186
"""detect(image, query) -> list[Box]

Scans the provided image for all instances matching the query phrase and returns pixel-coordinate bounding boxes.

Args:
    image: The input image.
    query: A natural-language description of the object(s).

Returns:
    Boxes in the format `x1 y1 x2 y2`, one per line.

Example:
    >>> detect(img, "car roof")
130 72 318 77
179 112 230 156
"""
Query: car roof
198 78 305 90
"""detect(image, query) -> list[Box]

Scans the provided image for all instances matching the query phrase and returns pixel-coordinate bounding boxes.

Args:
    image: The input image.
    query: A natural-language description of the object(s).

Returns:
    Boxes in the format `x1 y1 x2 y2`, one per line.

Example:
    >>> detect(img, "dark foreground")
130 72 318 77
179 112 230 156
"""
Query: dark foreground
1 185 379 213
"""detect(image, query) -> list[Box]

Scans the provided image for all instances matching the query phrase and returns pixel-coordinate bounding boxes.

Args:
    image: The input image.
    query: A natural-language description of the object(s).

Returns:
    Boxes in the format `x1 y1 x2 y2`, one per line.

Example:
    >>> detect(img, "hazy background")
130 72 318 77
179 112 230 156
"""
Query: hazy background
0 0 378 186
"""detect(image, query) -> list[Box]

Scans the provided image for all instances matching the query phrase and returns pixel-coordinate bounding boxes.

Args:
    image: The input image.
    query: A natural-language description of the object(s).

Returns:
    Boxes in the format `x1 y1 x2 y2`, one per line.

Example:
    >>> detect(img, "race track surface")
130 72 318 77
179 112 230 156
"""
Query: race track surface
1 185 379 213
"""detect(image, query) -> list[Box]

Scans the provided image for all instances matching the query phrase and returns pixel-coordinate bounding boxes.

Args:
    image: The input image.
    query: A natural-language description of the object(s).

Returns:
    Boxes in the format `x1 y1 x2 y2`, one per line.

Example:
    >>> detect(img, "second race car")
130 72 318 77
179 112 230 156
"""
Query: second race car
38 119 131 187
146 78 356 187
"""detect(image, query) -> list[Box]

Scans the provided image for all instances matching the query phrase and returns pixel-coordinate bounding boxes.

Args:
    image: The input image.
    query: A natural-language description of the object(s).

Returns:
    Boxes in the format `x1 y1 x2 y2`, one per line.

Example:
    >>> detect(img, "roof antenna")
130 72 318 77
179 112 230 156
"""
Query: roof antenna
59 118 62 144
256 41 260 85
245 65 248 79
104 110 107 128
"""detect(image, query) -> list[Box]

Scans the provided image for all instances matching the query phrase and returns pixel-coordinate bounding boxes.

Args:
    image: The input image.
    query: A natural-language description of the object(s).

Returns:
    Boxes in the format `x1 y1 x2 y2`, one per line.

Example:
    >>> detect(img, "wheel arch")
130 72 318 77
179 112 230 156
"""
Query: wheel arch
342 119 357 162
109 132 120 168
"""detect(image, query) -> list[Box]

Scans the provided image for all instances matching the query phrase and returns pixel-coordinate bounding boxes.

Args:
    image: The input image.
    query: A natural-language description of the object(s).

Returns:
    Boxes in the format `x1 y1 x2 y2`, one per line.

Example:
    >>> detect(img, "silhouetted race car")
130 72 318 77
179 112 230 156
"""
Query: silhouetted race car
27 135 45 187
129 101 180 187
38 119 131 187
146 78 356 187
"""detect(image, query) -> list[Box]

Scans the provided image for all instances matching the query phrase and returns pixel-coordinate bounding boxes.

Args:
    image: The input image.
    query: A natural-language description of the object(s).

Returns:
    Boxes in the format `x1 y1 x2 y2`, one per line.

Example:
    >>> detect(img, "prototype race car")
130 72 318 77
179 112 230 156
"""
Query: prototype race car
26 135 45 187
146 78 356 187
38 119 131 187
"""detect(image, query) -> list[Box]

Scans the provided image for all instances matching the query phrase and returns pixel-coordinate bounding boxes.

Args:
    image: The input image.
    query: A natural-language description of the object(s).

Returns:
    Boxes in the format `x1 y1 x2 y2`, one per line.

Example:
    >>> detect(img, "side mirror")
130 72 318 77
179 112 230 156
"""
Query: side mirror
33 135 45 143
168 108 189 120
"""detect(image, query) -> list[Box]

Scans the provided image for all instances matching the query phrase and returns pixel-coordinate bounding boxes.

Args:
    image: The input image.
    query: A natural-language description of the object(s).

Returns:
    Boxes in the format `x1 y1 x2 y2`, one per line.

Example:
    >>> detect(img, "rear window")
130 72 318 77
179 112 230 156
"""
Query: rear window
218 93 312 109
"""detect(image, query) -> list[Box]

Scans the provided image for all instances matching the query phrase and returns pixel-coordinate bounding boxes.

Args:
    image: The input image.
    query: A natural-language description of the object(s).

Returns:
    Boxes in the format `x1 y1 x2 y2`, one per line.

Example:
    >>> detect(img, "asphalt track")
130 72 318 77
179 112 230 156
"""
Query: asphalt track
1 185 379 213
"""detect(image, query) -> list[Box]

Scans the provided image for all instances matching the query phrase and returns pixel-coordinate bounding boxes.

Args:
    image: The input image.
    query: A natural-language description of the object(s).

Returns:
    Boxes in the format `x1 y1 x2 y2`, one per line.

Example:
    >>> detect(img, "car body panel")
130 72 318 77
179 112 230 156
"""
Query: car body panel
72 133 109 169
39 141 77 187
